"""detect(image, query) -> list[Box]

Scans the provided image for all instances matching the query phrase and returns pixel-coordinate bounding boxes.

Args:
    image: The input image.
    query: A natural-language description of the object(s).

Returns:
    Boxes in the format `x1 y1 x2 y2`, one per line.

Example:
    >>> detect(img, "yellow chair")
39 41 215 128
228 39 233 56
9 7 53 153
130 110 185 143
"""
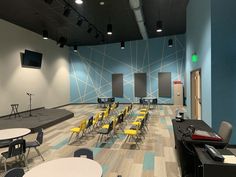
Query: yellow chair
133 112 149 132
102 109 110 124
68 119 87 144
140 108 149 113
92 112 101 128
110 102 119 115
102 116 118 134
96 120 114 146
85 116 94 134
123 119 144 149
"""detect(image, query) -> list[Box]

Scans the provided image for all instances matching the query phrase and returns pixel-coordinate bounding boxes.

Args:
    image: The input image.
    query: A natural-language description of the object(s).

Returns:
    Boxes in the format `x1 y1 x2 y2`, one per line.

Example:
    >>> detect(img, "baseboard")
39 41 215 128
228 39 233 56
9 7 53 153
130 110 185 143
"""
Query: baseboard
70 102 97 105
69 102 174 105
51 103 71 109
0 107 45 119
227 144 236 148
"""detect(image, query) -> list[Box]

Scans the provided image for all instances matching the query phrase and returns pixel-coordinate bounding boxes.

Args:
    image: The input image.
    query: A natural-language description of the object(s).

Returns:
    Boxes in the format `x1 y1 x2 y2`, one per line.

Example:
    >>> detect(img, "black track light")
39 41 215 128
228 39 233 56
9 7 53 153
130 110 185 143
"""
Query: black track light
77 18 83 26
44 0 53 4
95 32 99 38
121 41 125 49
156 20 163 32
168 39 173 47
57 37 67 48
42 30 48 40
87 26 92 33
63 7 71 17
107 24 112 35
73 45 78 52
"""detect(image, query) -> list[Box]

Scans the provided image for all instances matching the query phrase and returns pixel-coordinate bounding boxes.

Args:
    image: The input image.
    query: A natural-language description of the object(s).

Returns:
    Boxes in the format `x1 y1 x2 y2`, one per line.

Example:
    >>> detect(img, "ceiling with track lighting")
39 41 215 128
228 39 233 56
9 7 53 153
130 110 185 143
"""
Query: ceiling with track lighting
0 0 189 46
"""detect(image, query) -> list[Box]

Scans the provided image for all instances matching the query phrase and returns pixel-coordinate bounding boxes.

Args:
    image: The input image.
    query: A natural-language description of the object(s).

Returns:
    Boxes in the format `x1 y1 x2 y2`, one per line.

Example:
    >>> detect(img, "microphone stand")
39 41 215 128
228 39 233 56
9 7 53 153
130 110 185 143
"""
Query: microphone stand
27 92 33 117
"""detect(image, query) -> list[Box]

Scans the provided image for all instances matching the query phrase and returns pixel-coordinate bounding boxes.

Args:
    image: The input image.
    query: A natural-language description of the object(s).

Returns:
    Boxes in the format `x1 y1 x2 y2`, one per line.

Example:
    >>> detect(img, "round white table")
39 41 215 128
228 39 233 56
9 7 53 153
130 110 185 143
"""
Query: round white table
23 157 103 177
0 128 31 141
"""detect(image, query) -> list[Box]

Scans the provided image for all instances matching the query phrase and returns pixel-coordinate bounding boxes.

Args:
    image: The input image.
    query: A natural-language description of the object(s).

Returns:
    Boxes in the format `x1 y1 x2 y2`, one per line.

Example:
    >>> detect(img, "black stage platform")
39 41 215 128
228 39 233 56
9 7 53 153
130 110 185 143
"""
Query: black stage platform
0 108 74 132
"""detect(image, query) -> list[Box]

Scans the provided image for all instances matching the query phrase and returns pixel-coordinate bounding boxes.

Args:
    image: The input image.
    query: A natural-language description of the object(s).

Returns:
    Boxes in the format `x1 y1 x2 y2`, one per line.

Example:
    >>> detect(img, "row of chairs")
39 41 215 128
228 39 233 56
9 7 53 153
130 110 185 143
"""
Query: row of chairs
96 104 133 146
123 108 150 149
0 129 44 172
68 102 121 144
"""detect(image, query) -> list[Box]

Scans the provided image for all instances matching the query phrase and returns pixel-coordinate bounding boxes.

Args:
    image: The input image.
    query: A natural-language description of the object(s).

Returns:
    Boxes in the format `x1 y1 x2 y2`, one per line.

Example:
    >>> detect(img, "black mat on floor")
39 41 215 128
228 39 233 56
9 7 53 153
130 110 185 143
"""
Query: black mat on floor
0 108 74 132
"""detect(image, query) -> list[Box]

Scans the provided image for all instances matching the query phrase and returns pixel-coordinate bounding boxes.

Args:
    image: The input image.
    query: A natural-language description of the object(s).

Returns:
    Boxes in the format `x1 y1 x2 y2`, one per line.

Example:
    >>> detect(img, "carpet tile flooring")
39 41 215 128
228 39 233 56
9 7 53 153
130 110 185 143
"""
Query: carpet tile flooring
0 104 183 177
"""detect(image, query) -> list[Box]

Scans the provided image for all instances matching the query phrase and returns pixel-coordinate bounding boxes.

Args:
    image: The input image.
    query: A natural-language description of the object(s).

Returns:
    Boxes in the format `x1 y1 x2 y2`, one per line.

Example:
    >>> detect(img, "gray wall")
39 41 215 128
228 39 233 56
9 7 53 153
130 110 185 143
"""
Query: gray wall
0 19 70 116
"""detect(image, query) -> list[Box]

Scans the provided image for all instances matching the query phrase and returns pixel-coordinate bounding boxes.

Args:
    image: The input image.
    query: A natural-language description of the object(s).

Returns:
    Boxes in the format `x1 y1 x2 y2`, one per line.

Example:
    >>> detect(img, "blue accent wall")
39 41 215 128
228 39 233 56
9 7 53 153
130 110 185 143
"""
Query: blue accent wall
186 0 212 125
211 0 236 144
69 35 185 103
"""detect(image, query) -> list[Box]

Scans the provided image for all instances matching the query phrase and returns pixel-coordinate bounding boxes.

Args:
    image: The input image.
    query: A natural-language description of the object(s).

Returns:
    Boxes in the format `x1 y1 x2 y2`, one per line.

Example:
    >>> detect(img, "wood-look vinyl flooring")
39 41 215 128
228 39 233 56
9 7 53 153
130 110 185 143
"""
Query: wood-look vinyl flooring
0 104 183 177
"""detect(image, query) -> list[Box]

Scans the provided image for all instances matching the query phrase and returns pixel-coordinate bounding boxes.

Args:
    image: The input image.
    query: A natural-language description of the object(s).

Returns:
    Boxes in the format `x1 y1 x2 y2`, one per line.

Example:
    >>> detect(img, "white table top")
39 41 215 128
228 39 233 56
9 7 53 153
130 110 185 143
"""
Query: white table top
0 128 31 141
23 157 103 177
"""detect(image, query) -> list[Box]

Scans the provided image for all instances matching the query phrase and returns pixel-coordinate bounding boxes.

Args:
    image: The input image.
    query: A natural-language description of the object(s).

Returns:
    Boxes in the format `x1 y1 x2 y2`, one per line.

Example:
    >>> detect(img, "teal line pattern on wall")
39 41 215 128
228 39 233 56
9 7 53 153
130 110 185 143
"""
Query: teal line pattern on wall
69 35 185 104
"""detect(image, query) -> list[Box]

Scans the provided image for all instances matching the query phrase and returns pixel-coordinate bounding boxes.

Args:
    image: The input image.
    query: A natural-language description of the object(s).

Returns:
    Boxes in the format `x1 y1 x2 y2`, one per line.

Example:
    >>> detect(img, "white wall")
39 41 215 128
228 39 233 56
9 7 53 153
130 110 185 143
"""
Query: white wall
0 19 70 116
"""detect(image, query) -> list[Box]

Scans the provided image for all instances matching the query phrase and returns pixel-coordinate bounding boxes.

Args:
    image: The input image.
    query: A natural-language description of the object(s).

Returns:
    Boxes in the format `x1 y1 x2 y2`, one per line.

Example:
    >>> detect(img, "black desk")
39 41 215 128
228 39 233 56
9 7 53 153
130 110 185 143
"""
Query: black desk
139 97 158 108
172 119 227 177
97 97 115 107
194 147 236 177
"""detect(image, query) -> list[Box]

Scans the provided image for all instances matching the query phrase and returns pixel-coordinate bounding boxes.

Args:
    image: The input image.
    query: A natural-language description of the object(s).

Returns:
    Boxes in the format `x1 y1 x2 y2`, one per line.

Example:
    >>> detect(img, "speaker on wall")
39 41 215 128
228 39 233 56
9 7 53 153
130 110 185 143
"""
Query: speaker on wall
134 73 147 97
112 74 123 97
158 72 171 97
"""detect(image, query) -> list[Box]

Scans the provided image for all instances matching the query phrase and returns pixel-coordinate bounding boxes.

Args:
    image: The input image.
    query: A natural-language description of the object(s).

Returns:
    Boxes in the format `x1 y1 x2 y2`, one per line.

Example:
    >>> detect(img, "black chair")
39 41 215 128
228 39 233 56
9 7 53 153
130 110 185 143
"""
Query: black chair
26 128 45 161
1 139 28 171
97 98 104 107
74 148 93 160
152 98 158 108
218 121 233 145
96 121 114 146
111 97 115 103
3 168 24 177
86 116 94 134
0 140 12 148
139 98 144 105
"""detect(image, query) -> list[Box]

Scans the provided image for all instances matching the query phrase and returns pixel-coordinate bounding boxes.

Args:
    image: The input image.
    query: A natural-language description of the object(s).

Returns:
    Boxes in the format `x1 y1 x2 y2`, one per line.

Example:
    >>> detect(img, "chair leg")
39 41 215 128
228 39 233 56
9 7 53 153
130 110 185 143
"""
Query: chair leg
124 135 129 143
68 132 74 144
135 136 140 149
96 134 101 147
35 147 45 161
3 158 7 172
26 148 31 159
23 154 29 170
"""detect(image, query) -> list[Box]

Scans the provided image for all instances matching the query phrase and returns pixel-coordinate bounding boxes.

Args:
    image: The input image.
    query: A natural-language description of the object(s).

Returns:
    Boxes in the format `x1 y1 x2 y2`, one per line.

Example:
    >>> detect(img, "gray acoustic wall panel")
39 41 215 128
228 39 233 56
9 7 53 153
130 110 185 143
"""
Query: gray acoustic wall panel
158 72 171 97
112 74 123 97
134 73 147 97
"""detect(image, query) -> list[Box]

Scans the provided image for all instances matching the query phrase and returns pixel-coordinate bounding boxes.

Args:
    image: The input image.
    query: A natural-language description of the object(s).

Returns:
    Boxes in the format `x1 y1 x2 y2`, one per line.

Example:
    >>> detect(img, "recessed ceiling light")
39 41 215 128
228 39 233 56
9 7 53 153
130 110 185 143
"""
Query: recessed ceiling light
156 20 163 33
107 24 112 35
99 1 105 5
75 0 83 4
42 30 48 40
73 45 78 52
121 41 125 49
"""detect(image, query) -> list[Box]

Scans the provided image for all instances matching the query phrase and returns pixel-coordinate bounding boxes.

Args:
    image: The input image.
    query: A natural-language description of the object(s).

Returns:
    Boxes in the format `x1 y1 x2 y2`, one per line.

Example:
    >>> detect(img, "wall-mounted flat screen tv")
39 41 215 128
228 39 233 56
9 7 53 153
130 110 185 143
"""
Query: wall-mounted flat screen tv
22 49 43 68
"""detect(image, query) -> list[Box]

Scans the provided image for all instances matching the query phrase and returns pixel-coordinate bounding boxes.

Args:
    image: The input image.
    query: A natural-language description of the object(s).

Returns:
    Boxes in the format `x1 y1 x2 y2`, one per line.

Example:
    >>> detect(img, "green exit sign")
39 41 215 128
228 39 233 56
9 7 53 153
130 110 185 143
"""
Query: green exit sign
192 54 198 63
